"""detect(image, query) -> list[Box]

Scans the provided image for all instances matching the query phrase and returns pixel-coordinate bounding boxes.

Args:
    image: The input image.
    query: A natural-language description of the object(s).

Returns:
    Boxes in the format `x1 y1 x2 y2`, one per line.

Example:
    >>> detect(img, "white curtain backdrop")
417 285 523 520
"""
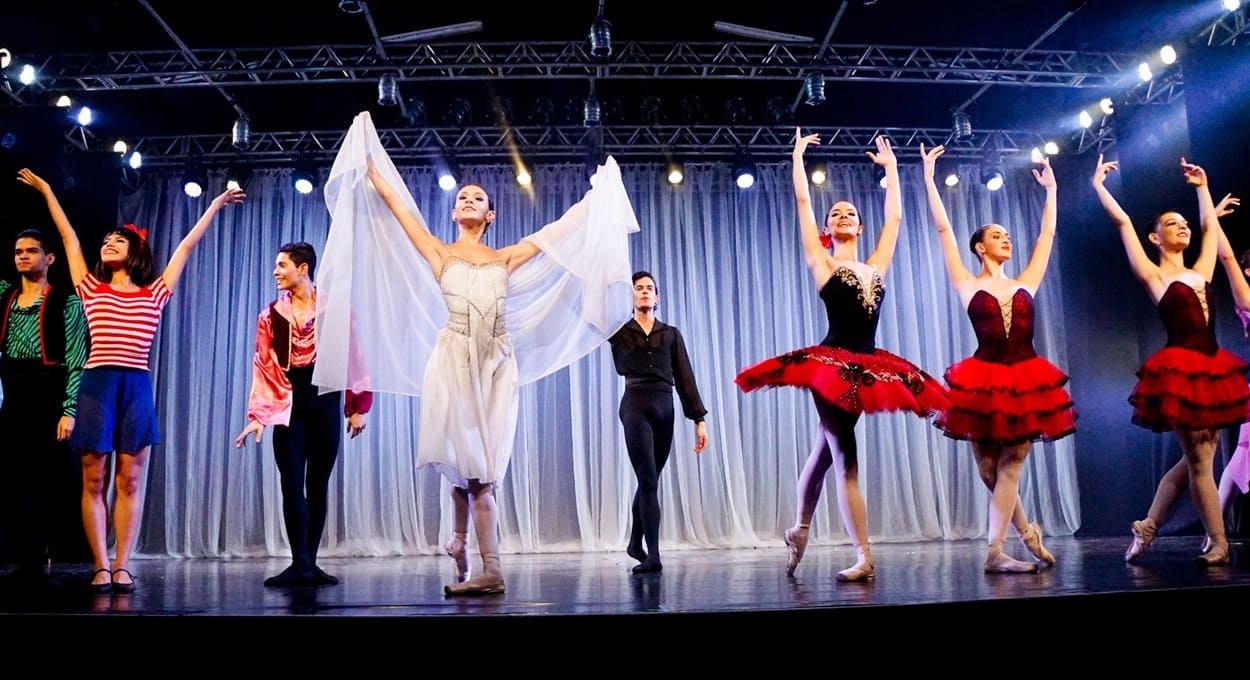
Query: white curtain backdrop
115 158 1080 560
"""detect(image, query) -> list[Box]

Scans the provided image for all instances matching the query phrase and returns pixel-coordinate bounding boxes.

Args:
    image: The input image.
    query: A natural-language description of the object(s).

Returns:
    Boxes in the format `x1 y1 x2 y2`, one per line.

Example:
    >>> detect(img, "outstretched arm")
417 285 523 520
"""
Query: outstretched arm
1183 157 1221 282
920 144 974 292
792 127 833 287
1213 195 1250 313
864 135 902 276
1091 154 1159 289
366 158 448 276
163 187 246 292
16 169 89 286
1016 157 1058 292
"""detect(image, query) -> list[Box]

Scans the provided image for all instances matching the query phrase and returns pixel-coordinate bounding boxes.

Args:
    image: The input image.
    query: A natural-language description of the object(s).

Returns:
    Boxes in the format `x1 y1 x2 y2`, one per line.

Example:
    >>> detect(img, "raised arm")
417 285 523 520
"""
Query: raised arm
366 157 448 276
920 144 974 291
162 187 245 292
864 135 902 276
1015 157 1058 291
16 169 88 286
792 128 833 287
1182 157 1220 282
1091 154 1159 288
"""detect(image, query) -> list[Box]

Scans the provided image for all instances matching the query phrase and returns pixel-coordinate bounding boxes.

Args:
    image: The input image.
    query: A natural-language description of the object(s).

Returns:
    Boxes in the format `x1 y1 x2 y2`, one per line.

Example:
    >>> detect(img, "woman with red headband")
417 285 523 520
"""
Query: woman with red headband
17 168 244 593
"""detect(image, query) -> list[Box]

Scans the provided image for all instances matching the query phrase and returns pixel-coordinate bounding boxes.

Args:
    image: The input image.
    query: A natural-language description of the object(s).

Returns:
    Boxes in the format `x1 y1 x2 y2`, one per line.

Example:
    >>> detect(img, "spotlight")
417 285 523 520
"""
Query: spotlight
724 97 750 125
1030 147 1044 164
437 155 460 192
491 96 513 126
1099 97 1115 116
584 94 601 127
804 72 826 106
378 73 399 107
641 96 664 125
232 115 250 149
733 151 756 189
981 167 1004 191
1079 110 1093 128
766 97 791 125
1043 141 1059 156
1 133 16 150
182 164 207 198
403 97 427 126
75 107 93 126
1224 0 1240 11
515 166 532 187
55 95 71 108
445 98 472 126
338 0 365 13
0 48 9 69
810 163 827 186
1137 62 1152 82
113 140 128 155
18 64 35 85
530 96 554 125
127 152 142 170
589 16 612 58
666 160 685 186
944 172 960 187
681 96 706 124
877 168 889 189
1160 45 1177 65
225 164 252 191
293 163 318 195
953 112 972 141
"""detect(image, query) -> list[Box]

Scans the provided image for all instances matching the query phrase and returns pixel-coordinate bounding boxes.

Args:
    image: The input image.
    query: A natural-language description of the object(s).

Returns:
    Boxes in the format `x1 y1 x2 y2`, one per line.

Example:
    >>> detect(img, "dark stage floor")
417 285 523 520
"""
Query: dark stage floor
3 535 1248 651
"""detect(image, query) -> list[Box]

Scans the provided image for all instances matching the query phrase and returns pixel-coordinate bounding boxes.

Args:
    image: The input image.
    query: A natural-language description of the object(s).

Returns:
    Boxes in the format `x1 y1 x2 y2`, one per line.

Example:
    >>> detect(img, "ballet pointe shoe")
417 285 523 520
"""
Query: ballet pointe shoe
984 549 1039 574
783 524 810 577
444 553 505 596
1019 522 1056 566
1124 518 1157 563
835 547 875 583
445 531 469 583
1197 536 1230 567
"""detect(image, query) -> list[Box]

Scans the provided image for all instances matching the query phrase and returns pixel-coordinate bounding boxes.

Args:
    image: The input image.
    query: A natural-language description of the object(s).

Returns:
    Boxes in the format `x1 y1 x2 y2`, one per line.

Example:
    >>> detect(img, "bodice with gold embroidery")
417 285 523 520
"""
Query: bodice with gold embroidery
818 266 884 353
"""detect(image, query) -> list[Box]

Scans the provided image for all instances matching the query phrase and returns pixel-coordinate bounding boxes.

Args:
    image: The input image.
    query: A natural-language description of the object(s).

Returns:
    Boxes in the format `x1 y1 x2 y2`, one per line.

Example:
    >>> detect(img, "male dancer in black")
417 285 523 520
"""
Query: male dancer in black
609 271 708 574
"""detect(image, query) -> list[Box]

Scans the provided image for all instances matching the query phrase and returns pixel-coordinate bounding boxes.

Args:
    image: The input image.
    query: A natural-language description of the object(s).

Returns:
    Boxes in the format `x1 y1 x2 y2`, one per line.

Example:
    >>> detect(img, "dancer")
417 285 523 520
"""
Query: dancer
1092 155 1249 566
921 144 1076 573
17 167 244 593
314 112 638 595
0 229 88 588
609 270 708 574
736 128 950 582
234 242 372 587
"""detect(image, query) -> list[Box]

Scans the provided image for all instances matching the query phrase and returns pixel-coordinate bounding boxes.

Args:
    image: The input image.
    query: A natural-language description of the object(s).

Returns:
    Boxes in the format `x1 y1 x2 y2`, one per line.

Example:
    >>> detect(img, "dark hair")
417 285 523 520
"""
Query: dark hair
13 228 54 254
456 183 495 234
1149 211 1187 233
94 228 155 286
1240 249 1250 271
633 270 658 291
968 224 994 260
278 241 317 279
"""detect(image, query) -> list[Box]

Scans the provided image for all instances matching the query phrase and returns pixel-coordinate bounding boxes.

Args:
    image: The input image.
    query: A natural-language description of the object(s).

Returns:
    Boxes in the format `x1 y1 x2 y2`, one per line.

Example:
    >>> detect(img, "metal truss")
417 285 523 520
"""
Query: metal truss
81 123 1054 168
8 41 1142 96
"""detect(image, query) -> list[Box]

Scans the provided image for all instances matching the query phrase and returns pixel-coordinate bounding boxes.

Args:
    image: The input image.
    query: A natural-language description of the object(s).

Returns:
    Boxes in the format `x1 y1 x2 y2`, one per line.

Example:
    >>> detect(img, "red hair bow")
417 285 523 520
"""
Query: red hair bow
819 231 833 249
123 223 148 242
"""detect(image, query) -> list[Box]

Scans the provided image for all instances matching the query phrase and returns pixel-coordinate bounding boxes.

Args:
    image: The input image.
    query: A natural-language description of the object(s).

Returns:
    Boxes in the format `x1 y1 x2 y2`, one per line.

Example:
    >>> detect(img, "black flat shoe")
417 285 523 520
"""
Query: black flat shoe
110 568 136 594
264 565 315 588
89 568 112 594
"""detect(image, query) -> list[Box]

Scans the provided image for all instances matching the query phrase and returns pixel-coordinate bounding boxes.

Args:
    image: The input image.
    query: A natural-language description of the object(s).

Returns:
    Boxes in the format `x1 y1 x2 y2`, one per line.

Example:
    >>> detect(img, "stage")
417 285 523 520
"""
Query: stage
3 534 1248 647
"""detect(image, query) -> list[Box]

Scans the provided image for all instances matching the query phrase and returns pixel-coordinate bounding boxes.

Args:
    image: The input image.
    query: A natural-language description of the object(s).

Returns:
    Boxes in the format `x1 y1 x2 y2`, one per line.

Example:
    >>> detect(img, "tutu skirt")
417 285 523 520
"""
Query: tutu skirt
936 355 1076 446
1129 347 1250 432
735 345 950 417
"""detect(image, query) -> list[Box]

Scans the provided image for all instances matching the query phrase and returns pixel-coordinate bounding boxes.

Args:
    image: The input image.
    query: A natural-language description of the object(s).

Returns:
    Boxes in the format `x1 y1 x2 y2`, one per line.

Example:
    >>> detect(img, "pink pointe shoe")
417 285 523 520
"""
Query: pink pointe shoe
783 525 810 577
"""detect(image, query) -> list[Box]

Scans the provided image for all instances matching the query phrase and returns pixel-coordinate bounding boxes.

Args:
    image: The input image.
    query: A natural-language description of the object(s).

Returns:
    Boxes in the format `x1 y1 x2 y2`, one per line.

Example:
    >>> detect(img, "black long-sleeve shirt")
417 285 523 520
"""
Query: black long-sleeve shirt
609 318 707 422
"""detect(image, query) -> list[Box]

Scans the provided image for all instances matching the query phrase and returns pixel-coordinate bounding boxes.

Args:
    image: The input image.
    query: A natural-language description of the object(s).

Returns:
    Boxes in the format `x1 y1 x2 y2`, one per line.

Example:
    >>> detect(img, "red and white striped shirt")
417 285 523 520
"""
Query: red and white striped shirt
77 273 172 371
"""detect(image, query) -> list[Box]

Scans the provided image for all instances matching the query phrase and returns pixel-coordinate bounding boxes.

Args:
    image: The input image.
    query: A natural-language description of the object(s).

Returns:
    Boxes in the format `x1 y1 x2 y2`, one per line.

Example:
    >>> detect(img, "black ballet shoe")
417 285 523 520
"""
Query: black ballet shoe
110 568 136 594
626 544 647 564
631 558 663 574
263 564 315 588
88 568 112 595
312 566 339 586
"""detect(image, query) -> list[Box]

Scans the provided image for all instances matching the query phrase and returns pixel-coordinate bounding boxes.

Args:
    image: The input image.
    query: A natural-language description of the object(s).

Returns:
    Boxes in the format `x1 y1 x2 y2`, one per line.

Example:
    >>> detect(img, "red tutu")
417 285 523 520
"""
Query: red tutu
1130 347 1250 432
735 345 951 417
936 356 1076 446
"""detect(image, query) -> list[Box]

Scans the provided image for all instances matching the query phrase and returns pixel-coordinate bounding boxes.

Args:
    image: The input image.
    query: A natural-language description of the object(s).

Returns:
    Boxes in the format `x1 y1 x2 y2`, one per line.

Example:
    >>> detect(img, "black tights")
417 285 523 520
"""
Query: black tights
272 367 342 573
620 389 675 570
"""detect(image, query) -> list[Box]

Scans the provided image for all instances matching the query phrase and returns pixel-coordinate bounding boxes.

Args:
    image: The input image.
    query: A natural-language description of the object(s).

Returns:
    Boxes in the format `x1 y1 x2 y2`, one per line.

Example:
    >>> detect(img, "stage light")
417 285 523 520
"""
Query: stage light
810 163 827 186
944 172 960 187
0 48 10 69
1030 147 1044 164
681 96 705 124
583 95 601 127
437 155 460 192
225 164 251 192
18 64 35 85
733 152 756 190
182 164 206 198
127 152 142 170
804 72 826 106
1044 141 1059 156
589 15 612 58
515 166 532 187
530 96 554 125
292 161 318 195
232 116 250 149
445 98 472 126
403 97 427 126
113 140 128 155
666 160 685 186
953 112 972 141
981 167 1004 191
766 97 791 125
1160 45 1177 65
1224 0 1240 11
0 133 16 150
724 97 750 125
338 0 365 14
1079 110 1093 128
55 95 71 108
75 107 93 126
378 73 399 107
1138 62 1152 82
641 96 664 125
877 168 889 189
1099 98 1115 116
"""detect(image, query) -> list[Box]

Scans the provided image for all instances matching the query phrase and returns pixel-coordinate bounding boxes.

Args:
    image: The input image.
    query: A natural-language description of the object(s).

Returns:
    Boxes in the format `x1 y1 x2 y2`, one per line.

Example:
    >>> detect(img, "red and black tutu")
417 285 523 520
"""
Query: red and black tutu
935 355 1076 446
734 345 950 417
1129 347 1250 432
